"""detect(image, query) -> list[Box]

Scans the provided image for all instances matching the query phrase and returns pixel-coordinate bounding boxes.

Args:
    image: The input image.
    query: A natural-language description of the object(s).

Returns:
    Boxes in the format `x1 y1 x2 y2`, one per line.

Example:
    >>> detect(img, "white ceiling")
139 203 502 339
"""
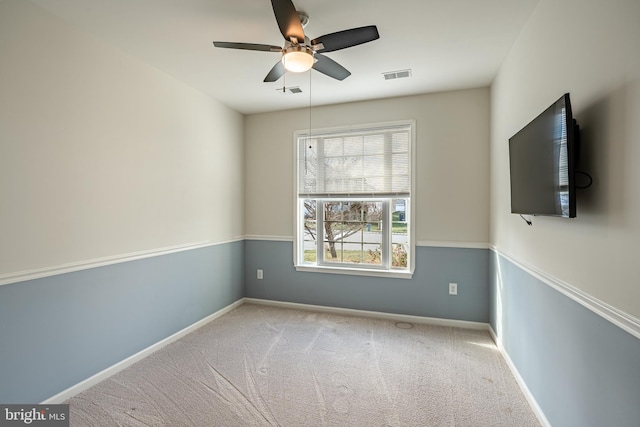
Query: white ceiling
30 0 539 115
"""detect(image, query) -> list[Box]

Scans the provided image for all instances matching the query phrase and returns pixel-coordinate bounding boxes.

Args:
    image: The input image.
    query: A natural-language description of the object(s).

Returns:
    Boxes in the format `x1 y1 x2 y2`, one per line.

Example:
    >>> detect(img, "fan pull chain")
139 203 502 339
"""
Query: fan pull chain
309 63 312 147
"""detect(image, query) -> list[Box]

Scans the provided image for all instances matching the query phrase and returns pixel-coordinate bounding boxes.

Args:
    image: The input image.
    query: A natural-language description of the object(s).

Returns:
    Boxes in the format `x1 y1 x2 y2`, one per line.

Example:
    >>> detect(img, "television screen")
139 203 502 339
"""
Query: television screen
509 93 577 218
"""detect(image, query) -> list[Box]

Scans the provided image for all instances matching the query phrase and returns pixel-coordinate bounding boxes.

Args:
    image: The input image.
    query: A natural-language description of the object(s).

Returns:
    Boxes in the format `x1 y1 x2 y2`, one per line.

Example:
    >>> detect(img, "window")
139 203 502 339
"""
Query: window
294 121 415 277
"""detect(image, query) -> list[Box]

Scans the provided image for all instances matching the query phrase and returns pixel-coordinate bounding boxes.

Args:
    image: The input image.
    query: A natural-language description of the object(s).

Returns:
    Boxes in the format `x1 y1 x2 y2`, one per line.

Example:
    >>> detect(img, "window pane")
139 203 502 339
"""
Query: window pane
365 201 383 221
323 201 347 263
319 201 386 266
364 134 384 154
392 243 408 268
343 201 362 221
364 176 384 192
302 200 317 264
392 199 407 233
392 175 410 191
392 198 408 268
343 136 363 156
346 178 364 191
322 210 344 264
362 201 383 266
324 138 343 157
324 247 343 263
325 179 343 192
392 132 409 153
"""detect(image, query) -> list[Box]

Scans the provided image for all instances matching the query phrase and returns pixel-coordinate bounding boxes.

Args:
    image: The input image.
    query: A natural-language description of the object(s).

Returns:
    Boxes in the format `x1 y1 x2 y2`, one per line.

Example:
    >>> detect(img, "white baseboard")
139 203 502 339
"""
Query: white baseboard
488 327 551 427
244 297 490 331
41 299 244 404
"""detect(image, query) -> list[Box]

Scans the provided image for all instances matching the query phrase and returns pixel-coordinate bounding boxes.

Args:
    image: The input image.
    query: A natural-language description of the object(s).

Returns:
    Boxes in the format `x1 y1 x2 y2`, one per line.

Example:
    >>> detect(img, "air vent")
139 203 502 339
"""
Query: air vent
383 69 412 80
276 86 303 95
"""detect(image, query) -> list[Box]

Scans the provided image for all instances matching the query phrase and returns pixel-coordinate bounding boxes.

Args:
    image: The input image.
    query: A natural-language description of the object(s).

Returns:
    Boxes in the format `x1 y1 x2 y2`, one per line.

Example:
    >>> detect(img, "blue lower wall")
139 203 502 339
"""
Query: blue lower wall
8 238 637 425
490 251 640 427
0 241 244 404
245 240 489 323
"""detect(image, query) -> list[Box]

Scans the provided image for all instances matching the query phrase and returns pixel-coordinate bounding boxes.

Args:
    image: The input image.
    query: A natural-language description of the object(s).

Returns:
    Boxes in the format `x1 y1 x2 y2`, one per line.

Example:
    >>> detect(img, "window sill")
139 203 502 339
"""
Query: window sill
294 264 414 279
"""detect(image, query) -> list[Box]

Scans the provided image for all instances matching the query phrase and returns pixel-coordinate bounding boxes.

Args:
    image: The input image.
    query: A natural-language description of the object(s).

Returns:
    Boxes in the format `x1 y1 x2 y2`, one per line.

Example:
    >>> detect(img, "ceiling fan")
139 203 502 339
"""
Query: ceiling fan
213 0 379 82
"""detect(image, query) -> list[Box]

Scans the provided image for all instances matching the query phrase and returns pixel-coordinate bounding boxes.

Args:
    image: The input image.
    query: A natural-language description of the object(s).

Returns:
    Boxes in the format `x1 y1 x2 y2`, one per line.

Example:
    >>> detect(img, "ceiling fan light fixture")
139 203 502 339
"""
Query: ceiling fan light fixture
282 45 314 73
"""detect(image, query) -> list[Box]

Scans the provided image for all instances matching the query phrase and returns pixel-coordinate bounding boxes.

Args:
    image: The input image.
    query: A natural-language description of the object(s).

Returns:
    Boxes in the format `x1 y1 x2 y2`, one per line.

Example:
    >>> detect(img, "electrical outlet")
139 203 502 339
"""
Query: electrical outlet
257 269 263 280
449 282 458 295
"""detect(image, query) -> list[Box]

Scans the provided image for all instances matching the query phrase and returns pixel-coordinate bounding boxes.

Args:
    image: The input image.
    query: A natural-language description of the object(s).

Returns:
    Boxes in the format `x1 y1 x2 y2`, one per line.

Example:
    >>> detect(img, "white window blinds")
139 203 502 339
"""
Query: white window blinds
297 123 412 198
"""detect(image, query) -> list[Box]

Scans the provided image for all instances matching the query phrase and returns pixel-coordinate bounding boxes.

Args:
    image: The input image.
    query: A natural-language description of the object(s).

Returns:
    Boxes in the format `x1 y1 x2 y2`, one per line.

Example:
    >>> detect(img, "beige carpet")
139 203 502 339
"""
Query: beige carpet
67 303 540 426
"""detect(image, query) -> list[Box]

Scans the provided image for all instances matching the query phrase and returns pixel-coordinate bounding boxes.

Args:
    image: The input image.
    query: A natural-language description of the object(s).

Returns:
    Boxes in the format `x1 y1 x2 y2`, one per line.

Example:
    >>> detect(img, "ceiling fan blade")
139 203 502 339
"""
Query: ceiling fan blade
311 25 380 53
312 53 351 81
264 61 286 82
213 41 282 52
271 0 305 43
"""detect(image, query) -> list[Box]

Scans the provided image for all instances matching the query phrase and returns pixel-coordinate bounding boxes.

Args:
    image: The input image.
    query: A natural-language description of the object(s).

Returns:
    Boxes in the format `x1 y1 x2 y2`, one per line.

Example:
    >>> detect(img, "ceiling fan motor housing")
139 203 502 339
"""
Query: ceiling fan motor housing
281 42 315 72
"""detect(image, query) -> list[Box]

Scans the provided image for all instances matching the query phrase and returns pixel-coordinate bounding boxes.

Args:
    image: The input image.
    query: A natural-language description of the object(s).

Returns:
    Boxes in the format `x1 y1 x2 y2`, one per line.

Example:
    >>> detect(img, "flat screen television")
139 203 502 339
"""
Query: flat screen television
509 93 579 218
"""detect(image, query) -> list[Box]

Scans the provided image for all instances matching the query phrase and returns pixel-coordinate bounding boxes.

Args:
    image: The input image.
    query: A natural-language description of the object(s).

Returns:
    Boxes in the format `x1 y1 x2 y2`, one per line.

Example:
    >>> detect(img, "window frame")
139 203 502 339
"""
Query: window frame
293 120 416 279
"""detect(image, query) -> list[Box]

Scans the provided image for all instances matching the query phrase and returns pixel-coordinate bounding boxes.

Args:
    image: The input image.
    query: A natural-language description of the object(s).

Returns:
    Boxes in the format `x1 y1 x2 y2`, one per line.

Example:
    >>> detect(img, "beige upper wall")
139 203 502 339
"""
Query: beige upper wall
245 88 490 245
491 0 640 318
0 1 244 276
